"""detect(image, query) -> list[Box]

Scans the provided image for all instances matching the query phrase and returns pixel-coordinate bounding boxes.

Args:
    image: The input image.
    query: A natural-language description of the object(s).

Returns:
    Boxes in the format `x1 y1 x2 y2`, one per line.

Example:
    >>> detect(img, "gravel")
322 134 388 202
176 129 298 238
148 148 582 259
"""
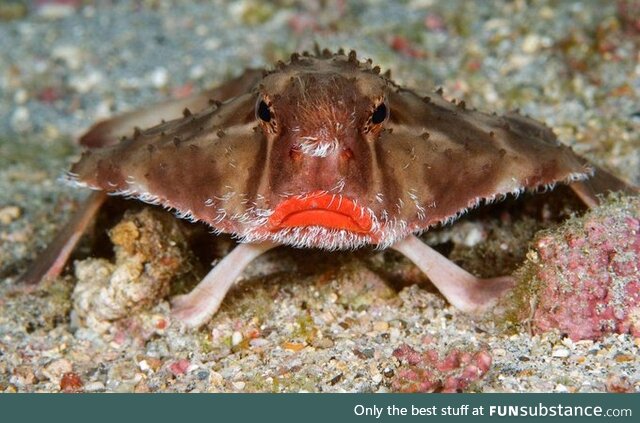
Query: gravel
0 0 638 393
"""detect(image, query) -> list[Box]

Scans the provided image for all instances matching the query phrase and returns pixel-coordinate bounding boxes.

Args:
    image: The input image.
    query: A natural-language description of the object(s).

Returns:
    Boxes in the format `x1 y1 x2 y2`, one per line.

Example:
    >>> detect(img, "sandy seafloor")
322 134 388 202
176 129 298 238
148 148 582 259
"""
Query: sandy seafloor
0 0 639 393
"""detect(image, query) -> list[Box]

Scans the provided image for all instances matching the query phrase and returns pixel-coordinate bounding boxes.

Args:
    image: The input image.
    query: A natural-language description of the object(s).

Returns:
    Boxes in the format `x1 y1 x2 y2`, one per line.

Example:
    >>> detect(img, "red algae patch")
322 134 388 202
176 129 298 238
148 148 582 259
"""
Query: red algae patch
512 195 640 340
391 343 492 393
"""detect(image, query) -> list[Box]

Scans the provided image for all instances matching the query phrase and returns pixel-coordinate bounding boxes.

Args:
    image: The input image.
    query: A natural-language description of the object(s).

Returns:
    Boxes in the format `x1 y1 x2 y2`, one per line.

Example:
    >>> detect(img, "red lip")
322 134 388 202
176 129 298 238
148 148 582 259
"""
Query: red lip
268 192 373 234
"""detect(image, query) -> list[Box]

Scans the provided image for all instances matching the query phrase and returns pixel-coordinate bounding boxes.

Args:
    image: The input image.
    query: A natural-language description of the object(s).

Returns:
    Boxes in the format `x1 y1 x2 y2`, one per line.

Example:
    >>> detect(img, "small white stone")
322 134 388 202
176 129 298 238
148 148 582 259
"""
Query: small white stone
204 38 221 51
189 64 206 79
231 331 243 346
552 348 570 358
555 383 568 393
232 381 245 390
94 100 113 120
249 338 269 347
484 86 499 103
84 381 105 392
493 348 507 357
37 4 76 19
70 71 103 93
14 89 28 104
195 25 208 37
372 374 383 384
454 222 485 247
522 34 542 54
389 327 401 341
507 54 532 71
11 107 31 133
149 67 169 88
52 45 83 69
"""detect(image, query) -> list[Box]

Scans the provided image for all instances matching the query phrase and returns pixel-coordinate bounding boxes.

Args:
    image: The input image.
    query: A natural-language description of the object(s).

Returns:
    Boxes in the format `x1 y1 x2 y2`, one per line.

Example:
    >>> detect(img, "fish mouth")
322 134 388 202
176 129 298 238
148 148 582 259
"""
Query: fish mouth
267 192 373 234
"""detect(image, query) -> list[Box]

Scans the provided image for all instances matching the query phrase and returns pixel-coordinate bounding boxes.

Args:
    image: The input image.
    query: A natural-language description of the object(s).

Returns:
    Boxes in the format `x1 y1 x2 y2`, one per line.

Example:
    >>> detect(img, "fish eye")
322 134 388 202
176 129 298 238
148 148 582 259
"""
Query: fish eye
371 102 388 124
257 100 272 122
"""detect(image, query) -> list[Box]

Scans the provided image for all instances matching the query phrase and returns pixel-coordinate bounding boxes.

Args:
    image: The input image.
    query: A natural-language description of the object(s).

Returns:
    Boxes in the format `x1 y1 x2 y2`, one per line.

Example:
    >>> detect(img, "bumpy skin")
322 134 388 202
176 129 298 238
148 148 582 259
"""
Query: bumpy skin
78 69 265 148
67 50 599 251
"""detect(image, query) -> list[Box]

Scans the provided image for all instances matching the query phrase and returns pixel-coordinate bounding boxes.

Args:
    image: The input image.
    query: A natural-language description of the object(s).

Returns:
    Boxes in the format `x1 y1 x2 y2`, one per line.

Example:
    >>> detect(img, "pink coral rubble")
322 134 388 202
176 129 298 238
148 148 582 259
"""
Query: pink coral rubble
391 344 492 393
526 196 640 340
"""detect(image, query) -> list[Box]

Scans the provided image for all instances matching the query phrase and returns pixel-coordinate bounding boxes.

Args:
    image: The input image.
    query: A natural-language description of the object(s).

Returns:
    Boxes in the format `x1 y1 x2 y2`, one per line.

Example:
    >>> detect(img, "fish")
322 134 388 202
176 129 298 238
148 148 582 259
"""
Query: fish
21 49 638 328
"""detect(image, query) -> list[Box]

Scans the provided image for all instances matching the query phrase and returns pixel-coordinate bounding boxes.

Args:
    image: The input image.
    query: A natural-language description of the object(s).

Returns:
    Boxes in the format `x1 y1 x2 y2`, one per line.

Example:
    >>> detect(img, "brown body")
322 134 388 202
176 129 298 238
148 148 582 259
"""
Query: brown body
25 49 637 327
67 50 620 250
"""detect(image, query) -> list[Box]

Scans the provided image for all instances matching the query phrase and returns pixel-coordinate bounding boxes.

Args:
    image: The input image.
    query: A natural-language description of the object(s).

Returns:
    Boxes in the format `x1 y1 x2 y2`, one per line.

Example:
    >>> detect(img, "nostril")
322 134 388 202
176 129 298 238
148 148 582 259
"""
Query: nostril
289 147 302 161
341 148 354 161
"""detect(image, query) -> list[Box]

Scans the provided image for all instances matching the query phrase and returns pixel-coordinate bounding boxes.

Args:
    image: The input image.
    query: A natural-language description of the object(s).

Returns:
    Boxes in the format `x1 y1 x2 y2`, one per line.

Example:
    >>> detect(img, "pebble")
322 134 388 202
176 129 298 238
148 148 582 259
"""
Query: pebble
145 357 163 372
389 327 401 341
36 2 78 19
0 206 21 225
249 338 269 347
539 6 555 19
70 71 103 93
371 373 383 384
372 321 389 332
43 359 73 382
605 375 633 393
51 45 83 70
282 342 305 352
9 368 35 388
60 372 84 392
169 359 190 376
209 371 224 386
13 89 28 104
84 381 106 392
203 38 221 51
10 107 31 133
112 381 137 393
493 348 506 357
313 337 334 349
521 34 542 54
232 381 246 390
552 348 570 358
138 360 150 372
189 64 206 79
231 331 243 346
614 354 634 363
149 67 169 88
454 222 485 247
